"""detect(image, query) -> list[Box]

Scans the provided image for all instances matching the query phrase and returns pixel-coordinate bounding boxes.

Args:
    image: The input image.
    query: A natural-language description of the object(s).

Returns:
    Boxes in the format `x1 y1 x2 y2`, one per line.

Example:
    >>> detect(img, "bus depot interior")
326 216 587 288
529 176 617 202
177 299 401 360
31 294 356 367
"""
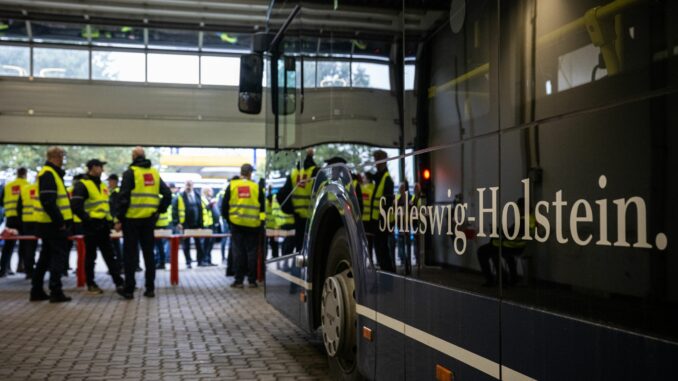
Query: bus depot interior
1 0 678 380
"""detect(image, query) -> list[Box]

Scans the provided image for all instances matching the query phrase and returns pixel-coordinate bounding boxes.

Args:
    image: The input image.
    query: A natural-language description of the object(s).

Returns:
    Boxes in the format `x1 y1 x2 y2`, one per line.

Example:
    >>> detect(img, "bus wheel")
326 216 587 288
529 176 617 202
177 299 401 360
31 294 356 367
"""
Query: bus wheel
321 227 362 380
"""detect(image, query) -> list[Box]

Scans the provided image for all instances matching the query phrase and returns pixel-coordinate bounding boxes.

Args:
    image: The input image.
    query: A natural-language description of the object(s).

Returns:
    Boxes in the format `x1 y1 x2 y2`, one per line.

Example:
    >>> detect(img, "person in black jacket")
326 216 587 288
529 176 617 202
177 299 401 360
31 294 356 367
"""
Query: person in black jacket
107 174 124 269
173 180 204 269
71 159 124 294
31 146 72 303
116 147 171 299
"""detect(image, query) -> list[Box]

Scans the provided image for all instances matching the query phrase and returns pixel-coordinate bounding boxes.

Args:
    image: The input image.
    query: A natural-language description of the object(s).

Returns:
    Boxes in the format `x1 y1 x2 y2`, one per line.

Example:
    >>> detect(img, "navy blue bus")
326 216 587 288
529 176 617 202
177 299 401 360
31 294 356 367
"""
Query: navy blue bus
239 0 678 379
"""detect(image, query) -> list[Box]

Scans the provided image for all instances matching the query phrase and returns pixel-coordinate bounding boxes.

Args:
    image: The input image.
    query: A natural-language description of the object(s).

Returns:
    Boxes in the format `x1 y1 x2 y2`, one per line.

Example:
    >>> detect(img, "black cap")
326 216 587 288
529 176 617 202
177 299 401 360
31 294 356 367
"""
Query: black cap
107 174 119 181
86 159 107 169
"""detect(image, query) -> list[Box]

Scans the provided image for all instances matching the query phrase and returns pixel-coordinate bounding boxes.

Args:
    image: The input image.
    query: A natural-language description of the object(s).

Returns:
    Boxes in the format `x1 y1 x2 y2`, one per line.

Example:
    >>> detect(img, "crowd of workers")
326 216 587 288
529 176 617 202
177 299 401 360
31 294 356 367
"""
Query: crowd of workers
0 144 419 302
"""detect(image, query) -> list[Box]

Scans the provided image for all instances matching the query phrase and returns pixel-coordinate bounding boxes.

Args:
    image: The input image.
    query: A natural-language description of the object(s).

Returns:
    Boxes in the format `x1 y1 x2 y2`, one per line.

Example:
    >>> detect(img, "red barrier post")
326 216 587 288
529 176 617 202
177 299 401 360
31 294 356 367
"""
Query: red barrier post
170 236 179 286
75 236 86 287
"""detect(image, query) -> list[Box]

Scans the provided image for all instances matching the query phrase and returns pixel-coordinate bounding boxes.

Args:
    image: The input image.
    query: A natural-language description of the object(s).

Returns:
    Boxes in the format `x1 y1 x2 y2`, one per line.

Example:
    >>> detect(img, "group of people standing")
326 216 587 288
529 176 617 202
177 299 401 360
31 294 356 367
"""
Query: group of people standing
0 146 171 302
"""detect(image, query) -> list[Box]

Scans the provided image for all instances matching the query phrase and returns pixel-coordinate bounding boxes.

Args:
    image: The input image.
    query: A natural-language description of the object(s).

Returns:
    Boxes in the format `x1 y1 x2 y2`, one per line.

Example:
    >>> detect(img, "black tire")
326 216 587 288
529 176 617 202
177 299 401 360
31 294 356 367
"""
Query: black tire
323 227 364 381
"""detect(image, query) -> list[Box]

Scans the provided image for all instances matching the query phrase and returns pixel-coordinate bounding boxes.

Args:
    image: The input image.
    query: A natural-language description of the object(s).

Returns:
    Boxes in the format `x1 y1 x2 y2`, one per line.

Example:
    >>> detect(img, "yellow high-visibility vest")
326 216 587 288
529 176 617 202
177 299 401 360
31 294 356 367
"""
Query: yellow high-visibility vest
2 178 28 218
371 171 391 221
156 196 172 227
67 185 82 223
80 179 112 221
361 182 374 222
492 215 537 249
35 165 73 223
20 183 38 223
266 198 277 229
202 197 213 227
290 166 315 219
125 166 160 219
228 179 264 228
273 197 294 227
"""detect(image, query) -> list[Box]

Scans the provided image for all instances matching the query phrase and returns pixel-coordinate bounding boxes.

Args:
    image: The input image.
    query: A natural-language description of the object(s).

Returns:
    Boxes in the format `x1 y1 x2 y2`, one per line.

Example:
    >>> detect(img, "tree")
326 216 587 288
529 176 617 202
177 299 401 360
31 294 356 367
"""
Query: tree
0 144 161 177
352 66 370 87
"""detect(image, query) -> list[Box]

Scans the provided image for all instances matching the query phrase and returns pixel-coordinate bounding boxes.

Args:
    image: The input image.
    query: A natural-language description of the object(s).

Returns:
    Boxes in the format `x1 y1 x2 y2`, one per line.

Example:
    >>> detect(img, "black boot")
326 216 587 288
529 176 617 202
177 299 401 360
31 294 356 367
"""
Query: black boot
29 289 50 302
49 292 72 303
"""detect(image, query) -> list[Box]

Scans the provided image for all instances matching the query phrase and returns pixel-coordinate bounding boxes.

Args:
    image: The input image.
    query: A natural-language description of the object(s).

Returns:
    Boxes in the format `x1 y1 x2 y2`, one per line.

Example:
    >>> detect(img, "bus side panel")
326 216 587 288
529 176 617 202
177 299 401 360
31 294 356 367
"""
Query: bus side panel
375 272 406 380
405 280 500 381
501 302 678 381
265 255 301 327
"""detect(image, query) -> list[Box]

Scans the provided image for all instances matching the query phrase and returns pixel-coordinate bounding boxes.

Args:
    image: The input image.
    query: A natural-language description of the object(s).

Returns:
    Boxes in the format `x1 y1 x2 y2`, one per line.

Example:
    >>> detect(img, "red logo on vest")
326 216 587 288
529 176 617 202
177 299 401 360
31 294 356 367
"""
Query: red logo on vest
143 173 155 186
237 186 251 199
11 185 20 195
30 189 36 197
103 187 109 195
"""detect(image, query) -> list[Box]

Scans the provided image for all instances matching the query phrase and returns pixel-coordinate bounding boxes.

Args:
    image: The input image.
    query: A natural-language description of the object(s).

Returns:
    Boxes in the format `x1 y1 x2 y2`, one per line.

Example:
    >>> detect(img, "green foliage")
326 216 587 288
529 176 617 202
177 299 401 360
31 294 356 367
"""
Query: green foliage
0 144 161 176
265 144 374 177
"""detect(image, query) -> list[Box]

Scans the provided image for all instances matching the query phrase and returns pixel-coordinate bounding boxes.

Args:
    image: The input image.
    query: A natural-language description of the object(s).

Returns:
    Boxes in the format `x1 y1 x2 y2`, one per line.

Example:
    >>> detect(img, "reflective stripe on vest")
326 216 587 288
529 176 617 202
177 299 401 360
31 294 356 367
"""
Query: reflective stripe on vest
80 179 112 221
361 183 374 222
156 198 172 227
228 179 262 228
125 166 160 219
3 178 28 218
265 199 277 229
273 197 294 227
67 185 82 223
371 171 391 220
20 183 38 223
202 198 213 227
290 166 315 219
177 195 186 224
35 165 73 223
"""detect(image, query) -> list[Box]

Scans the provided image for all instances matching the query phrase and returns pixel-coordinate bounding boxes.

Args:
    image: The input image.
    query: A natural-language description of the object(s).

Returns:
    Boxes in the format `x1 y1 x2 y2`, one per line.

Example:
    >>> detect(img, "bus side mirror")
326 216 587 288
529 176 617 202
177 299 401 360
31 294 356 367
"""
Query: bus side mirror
238 53 263 115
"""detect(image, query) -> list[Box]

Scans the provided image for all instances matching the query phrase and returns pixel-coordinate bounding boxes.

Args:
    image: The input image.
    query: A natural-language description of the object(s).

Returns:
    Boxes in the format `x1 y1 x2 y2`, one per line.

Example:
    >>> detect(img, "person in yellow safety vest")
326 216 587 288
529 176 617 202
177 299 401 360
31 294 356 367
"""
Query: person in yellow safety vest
395 181 413 274
107 174 124 270
19 180 39 279
31 146 74 303
477 197 536 287
0 167 29 277
174 180 205 268
64 173 85 277
200 187 218 266
276 148 319 254
116 146 172 300
265 186 281 258
71 159 125 294
369 150 395 272
221 164 265 288
153 194 172 270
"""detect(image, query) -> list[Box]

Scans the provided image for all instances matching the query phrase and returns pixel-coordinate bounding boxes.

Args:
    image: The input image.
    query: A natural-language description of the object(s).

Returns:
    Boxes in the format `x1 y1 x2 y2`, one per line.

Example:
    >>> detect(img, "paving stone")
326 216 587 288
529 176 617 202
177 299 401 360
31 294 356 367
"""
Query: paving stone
0 252 329 380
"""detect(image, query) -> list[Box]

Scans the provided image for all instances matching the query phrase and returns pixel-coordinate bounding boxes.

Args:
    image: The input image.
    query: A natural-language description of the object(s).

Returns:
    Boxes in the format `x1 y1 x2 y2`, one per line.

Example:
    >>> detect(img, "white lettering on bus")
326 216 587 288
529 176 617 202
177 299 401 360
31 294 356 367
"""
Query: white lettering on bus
376 175 668 255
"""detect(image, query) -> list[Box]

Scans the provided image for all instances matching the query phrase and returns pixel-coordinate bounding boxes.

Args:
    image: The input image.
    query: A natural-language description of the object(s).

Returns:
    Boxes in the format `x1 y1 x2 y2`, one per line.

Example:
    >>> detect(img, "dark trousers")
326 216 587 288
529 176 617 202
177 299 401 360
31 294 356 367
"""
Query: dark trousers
202 235 215 264
154 239 168 266
111 238 123 269
293 217 306 253
268 237 279 258
477 243 523 284
122 218 156 293
32 235 68 294
84 226 124 287
374 229 395 272
21 222 37 277
232 228 258 284
0 217 22 273
182 237 204 266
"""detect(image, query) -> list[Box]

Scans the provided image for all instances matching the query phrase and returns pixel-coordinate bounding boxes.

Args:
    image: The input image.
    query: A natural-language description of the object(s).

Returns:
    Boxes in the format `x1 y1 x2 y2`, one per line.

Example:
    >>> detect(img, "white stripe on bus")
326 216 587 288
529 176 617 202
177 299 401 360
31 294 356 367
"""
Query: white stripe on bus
267 267 313 290
265 269 535 381
356 304 536 381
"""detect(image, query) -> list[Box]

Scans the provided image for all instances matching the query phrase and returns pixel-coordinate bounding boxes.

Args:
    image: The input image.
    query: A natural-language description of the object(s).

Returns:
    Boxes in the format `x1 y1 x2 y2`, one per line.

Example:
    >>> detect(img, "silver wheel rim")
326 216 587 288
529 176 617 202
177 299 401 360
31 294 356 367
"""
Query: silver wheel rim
321 263 357 368
321 276 344 357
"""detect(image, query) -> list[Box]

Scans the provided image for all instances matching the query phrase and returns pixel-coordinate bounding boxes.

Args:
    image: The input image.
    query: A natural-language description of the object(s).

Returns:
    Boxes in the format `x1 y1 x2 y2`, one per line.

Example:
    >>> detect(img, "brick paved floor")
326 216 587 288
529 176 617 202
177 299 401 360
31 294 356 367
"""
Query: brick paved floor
0 252 330 381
